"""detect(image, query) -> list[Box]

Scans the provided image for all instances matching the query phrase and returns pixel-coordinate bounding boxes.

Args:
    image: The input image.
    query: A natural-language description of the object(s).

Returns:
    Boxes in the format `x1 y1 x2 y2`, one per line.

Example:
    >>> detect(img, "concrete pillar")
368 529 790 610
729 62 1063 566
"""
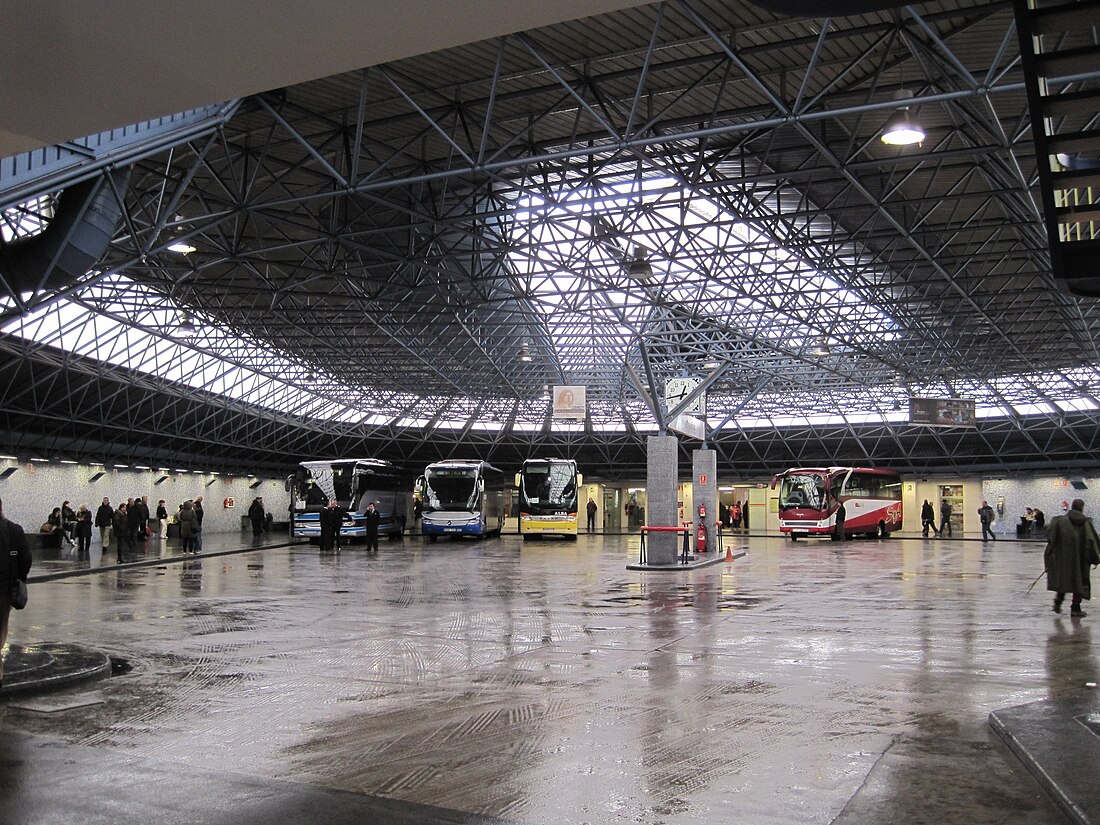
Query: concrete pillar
692 449 718 554
646 435 679 564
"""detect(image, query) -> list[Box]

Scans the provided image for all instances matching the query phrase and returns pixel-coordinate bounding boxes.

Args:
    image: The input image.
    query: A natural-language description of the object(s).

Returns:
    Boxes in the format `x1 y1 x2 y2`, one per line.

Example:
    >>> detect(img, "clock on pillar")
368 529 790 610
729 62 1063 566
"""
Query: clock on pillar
664 376 704 413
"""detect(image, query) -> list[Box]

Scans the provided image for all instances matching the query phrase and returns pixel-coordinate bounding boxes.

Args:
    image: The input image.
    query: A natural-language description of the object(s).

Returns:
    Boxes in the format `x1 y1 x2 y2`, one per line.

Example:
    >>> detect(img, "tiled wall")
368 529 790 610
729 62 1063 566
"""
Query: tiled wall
0 459 286 535
982 475 1099 535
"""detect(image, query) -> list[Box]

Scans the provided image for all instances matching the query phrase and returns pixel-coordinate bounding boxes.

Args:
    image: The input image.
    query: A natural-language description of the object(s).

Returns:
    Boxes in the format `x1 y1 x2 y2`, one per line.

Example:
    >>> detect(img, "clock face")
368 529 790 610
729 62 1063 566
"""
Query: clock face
664 377 703 412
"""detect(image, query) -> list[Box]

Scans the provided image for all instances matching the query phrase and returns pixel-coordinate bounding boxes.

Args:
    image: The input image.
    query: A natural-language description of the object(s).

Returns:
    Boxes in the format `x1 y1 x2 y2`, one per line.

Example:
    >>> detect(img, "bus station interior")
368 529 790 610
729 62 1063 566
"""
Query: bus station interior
3 0 1100 823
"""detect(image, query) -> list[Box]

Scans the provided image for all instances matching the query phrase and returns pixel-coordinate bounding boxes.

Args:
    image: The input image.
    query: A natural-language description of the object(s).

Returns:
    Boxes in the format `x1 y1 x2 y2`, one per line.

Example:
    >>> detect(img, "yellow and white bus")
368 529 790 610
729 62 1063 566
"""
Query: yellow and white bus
516 458 582 540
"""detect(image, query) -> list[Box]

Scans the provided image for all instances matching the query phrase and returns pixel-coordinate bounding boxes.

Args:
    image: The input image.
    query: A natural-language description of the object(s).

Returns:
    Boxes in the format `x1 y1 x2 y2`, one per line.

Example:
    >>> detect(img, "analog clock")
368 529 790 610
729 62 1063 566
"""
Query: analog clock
664 376 703 413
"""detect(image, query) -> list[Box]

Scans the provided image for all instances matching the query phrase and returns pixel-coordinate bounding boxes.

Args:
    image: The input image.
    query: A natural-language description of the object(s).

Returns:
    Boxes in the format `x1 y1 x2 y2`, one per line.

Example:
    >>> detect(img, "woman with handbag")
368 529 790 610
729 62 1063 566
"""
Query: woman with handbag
0 497 33 692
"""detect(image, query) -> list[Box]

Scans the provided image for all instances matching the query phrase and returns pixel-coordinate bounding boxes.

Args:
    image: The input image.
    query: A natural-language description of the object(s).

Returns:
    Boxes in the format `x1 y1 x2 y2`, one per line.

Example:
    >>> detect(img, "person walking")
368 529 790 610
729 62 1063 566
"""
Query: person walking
586 498 598 533
1045 498 1100 617
193 496 205 553
921 500 940 537
364 501 380 552
834 500 846 542
0 497 32 692
978 500 996 541
940 499 953 537
248 497 265 537
75 504 93 555
95 497 113 547
178 500 197 553
112 502 130 563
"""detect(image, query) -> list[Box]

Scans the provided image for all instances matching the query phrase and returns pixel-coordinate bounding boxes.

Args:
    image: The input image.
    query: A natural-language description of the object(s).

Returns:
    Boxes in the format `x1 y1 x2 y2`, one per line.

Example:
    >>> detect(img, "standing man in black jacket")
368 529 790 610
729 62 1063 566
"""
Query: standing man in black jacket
95 497 113 548
248 498 266 537
319 499 342 553
364 501 381 552
0 497 32 692
193 496 205 553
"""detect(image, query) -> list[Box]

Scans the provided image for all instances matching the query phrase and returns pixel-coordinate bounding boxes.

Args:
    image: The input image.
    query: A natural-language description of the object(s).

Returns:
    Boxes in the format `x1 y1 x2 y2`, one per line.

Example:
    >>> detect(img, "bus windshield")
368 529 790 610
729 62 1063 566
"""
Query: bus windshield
520 463 577 511
295 462 398 511
779 474 825 510
424 467 478 511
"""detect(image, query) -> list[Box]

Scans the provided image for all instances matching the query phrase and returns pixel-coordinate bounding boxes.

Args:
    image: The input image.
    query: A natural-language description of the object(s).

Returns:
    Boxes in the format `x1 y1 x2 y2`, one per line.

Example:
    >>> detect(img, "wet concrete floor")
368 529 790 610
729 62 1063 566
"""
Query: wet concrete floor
0 532 1087 824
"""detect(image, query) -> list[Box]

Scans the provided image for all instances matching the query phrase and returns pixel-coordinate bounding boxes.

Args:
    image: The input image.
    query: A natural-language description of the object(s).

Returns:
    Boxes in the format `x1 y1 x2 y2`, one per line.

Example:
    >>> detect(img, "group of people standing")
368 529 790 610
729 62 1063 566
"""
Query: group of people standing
719 500 750 530
318 499 375 552
92 496 184 562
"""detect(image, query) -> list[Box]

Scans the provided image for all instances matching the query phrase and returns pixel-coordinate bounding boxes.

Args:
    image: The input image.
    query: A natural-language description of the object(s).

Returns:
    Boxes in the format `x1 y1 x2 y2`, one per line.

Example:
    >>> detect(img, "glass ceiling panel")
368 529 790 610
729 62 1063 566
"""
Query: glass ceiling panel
0 270 1096 435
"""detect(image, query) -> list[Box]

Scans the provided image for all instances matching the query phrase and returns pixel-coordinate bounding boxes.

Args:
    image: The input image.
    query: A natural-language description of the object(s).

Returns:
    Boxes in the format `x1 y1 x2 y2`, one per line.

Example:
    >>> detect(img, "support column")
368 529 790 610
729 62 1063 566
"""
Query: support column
692 449 718 554
646 435 679 564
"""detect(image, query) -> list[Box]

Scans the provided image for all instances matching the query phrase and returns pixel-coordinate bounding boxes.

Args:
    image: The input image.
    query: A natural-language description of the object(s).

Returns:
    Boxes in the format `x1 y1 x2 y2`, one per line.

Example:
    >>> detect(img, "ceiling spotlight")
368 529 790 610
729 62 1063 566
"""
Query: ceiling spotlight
625 246 653 281
881 90 925 146
167 241 197 255
176 312 197 337
518 341 533 363
811 337 831 357
703 359 721 370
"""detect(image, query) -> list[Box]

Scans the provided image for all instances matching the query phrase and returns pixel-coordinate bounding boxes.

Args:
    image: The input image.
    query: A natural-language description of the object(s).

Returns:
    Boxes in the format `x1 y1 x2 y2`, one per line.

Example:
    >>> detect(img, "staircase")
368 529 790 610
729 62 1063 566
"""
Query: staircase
1013 0 1100 295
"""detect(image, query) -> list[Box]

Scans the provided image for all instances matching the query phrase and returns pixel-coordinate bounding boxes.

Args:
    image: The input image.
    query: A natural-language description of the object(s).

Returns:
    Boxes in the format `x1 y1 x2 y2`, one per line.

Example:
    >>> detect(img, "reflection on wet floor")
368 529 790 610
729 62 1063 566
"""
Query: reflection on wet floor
2 534 1080 824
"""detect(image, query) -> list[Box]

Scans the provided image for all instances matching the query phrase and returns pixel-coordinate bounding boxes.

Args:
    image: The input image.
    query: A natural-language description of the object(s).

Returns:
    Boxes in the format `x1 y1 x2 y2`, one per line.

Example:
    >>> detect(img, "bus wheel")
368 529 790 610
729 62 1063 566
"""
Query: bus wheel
428 535 436 543
790 534 798 542
878 522 889 539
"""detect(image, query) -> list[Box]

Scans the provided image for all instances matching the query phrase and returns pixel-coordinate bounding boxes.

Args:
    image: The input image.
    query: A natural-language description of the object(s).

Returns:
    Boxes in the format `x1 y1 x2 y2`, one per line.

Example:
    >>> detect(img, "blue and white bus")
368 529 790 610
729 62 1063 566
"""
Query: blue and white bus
288 459 409 542
417 459 508 541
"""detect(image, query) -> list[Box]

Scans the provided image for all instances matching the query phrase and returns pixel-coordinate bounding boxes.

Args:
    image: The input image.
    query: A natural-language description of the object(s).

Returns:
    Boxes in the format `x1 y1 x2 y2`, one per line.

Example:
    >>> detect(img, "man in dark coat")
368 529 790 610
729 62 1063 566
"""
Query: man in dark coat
127 497 143 550
193 496 205 553
978 500 996 541
248 497 266 537
319 499 343 553
95 496 114 547
939 499 953 537
834 500 846 542
0 497 32 691
113 502 131 563
920 500 939 537
364 501 381 552
1045 498 1100 618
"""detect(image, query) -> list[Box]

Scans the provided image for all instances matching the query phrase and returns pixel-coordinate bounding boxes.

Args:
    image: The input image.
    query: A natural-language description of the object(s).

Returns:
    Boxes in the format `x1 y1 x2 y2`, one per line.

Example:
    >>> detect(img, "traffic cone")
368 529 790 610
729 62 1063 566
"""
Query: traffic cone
724 544 733 561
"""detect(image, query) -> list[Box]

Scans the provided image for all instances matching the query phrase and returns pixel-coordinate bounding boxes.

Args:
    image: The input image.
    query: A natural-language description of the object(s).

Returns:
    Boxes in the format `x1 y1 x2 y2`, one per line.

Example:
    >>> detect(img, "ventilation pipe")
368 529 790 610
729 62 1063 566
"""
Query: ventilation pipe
0 168 131 294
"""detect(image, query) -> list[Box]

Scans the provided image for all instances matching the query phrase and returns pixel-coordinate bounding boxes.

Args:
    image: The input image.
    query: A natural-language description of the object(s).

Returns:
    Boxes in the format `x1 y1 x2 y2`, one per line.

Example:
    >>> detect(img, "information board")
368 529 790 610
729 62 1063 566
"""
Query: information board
908 397 976 427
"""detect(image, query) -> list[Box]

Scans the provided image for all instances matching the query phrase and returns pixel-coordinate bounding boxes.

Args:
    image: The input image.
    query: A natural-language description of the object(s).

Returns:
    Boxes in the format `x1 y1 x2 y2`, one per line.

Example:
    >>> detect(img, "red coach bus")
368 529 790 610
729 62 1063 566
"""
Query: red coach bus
771 466 902 540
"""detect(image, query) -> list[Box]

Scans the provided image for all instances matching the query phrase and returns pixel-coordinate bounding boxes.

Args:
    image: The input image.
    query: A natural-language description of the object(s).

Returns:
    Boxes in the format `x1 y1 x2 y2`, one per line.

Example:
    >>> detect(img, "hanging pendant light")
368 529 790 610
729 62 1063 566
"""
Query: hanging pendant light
881 90 925 146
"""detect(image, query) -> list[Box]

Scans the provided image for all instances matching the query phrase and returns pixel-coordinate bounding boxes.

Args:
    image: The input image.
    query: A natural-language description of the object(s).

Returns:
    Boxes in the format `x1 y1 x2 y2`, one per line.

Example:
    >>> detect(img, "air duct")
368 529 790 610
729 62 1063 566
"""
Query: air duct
0 168 130 294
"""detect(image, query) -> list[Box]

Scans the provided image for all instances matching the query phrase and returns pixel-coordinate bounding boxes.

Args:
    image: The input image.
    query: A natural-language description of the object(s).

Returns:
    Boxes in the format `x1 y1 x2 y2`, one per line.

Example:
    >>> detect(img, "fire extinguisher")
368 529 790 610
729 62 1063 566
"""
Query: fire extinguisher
697 503 708 553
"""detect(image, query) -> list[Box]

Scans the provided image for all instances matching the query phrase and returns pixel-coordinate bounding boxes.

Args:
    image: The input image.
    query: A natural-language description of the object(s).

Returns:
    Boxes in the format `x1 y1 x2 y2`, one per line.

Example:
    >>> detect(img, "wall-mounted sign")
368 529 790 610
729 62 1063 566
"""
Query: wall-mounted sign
224 497 235 509
668 413 706 440
552 385 586 420
908 397 976 427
